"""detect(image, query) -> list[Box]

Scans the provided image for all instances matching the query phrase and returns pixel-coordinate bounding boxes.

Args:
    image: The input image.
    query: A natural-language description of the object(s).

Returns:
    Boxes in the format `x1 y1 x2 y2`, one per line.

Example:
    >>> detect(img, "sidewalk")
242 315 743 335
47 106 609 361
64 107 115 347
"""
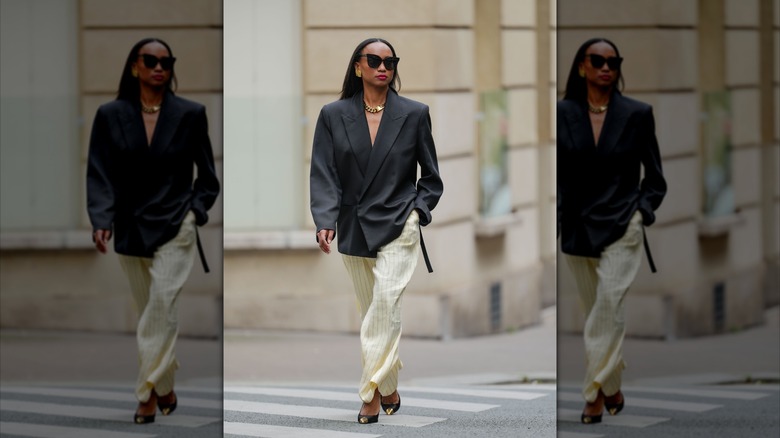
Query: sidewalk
558 305 780 386
3 305 776 388
0 329 221 389
223 305 557 385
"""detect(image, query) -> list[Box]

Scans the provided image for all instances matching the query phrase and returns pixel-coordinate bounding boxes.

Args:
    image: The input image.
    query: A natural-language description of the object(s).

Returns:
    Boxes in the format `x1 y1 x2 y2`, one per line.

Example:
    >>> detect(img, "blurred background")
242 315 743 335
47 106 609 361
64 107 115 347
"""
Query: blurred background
222 0 558 339
556 0 779 340
0 0 224 338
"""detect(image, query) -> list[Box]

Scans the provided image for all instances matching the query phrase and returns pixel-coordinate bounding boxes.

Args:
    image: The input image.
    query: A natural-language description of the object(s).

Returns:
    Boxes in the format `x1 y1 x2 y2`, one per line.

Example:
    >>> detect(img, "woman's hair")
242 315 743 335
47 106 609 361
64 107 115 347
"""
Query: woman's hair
563 37 624 102
339 38 401 100
116 38 177 101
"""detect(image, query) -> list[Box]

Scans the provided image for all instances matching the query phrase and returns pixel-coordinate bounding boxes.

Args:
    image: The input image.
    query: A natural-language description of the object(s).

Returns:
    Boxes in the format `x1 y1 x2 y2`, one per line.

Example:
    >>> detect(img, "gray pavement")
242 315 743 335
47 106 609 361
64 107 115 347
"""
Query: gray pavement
221 306 557 437
1 330 222 437
2 305 778 437
557 305 780 437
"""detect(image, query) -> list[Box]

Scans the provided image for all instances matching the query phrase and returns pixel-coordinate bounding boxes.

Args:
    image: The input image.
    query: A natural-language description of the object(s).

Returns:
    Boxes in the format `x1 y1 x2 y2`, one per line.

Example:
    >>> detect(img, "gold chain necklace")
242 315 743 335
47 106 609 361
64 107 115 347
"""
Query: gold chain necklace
141 102 161 114
363 101 385 113
588 102 608 114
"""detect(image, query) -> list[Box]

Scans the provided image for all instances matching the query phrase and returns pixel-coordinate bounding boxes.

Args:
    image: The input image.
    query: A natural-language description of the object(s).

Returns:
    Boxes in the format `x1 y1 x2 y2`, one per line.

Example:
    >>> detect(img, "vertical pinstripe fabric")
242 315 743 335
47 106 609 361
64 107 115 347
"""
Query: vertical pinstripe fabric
342 210 420 403
565 210 644 403
118 210 197 403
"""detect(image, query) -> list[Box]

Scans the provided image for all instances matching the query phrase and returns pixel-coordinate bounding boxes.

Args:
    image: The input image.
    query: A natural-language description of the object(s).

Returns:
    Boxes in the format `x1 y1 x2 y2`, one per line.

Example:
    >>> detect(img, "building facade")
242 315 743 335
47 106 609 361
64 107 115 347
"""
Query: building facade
222 0 557 338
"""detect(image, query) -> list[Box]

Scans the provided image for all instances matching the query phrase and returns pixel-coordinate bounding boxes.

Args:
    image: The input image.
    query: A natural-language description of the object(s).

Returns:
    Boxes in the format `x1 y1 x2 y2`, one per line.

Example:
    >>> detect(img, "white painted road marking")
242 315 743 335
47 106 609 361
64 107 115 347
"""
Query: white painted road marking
558 408 670 428
1 386 221 410
0 399 219 427
557 391 722 412
0 422 155 438
223 421 382 438
223 399 446 427
223 386 499 412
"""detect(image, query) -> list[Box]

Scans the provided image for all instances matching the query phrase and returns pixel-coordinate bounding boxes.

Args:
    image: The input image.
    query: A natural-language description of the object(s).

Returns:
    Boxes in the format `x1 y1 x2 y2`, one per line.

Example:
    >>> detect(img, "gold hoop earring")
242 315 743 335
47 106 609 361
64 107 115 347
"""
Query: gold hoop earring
578 69 584 78
132 69 138 78
355 68 362 78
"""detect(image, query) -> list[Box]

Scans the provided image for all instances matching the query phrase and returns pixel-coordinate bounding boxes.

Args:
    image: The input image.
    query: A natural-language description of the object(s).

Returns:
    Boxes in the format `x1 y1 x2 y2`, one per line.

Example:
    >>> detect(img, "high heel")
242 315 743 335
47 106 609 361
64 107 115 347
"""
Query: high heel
357 412 379 424
134 394 156 424
381 392 401 415
605 391 624 416
158 390 177 416
580 412 602 424
581 391 603 424
357 398 380 424
134 412 155 424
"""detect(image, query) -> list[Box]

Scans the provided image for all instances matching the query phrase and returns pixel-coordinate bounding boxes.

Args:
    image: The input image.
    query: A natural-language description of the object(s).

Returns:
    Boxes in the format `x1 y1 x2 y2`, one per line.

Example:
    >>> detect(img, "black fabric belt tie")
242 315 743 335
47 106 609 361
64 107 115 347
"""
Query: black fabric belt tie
642 226 657 273
419 227 433 273
195 227 210 273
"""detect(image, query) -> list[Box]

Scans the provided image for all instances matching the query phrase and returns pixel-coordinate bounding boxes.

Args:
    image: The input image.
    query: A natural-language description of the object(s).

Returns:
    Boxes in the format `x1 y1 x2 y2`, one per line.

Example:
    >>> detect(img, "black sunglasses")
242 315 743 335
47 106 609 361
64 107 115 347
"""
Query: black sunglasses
586 54 622 70
357 54 400 71
138 54 176 71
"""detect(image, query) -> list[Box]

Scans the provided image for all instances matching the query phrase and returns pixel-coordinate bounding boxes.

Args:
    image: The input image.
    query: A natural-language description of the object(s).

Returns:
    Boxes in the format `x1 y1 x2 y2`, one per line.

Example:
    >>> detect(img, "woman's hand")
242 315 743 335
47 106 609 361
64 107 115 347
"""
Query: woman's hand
93 229 112 254
317 229 335 254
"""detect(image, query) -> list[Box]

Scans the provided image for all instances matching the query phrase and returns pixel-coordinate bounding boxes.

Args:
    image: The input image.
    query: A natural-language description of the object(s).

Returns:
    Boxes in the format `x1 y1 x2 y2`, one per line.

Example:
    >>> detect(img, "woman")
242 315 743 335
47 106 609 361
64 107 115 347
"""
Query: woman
310 37 443 424
87 38 220 424
557 38 666 424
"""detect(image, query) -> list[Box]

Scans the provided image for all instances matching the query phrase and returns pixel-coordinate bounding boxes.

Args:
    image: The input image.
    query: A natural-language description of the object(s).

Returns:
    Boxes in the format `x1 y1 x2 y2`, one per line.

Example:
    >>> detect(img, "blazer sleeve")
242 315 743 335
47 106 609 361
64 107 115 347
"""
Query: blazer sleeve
637 106 667 226
190 106 220 226
413 105 443 226
309 107 342 237
86 107 116 232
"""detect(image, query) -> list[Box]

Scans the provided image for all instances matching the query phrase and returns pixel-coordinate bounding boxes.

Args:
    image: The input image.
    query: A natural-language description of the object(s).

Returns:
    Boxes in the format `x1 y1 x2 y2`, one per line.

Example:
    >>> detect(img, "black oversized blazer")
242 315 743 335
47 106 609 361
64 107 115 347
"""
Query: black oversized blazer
309 89 443 262
87 90 220 258
557 91 667 259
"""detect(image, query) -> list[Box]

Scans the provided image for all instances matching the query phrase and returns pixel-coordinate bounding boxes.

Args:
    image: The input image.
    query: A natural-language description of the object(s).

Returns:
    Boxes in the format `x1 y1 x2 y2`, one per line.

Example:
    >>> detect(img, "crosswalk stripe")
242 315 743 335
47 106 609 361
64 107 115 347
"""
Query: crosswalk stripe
223 399 446 427
223 386 499 412
557 431 604 438
1 387 221 410
557 391 721 412
223 421 381 438
474 383 556 391
0 400 219 427
398 386 547 400
558 408 669 428
624 386 770 400
0 422 155 438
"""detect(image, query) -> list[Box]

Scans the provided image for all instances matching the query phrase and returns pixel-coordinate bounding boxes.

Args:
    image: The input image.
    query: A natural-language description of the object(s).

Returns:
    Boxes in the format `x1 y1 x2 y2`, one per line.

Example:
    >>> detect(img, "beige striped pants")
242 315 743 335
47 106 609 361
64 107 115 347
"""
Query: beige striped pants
565 210 644 403
118 210 197 403
342 210 420 403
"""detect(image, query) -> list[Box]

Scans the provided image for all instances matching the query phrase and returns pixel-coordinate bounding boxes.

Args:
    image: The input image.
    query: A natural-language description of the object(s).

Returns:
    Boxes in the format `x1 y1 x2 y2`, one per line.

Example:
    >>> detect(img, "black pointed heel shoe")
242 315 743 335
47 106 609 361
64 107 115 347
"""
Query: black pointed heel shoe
580 413 602 424
357 413 379 424
134 397 156 424
158 391 177 416
381 393 401 415
134 410 155 424
357 398 380 424
605 391 624 416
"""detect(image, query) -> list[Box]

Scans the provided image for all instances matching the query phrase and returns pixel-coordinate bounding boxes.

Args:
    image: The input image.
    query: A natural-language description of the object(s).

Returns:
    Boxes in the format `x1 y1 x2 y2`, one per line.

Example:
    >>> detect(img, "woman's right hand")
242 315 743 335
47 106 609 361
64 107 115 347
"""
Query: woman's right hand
93 229 112 254
317 229 335 254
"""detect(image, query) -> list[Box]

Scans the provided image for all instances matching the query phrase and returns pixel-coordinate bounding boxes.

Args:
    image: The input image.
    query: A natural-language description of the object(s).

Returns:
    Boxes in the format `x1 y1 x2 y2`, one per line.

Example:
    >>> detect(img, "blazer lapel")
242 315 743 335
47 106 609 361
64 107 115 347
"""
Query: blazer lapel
150 91 183 152
116 101 147 150
596 91 629 155
360 90 408 198
342 93 371 176
563 102 594 150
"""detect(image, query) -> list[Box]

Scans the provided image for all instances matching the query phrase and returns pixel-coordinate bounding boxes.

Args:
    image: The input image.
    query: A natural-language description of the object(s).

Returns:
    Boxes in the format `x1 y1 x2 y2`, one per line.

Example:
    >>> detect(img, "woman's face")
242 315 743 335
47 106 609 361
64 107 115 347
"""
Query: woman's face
354 42 396 89
579 41 621 89
133 41 173 89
